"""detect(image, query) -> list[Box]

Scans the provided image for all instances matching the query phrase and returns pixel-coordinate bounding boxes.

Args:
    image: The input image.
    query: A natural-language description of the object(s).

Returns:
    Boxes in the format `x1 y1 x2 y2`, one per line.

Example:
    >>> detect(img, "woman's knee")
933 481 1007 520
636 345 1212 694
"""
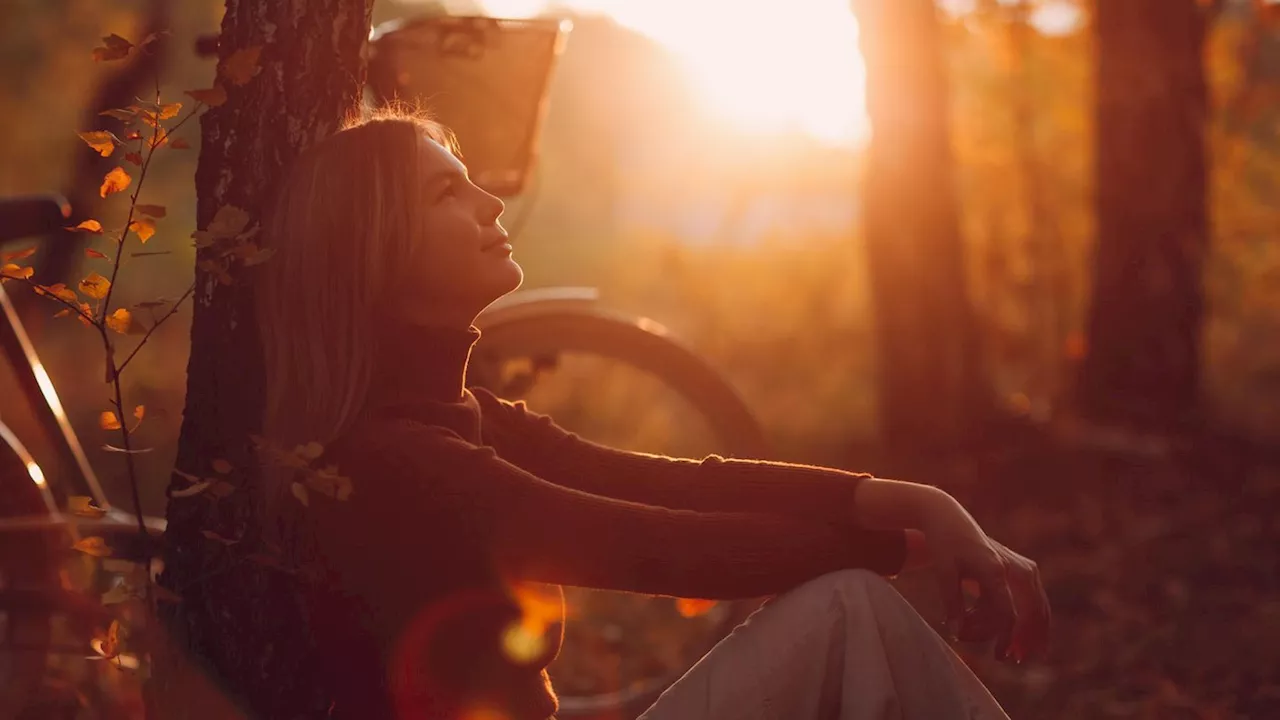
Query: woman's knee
790 569 904 615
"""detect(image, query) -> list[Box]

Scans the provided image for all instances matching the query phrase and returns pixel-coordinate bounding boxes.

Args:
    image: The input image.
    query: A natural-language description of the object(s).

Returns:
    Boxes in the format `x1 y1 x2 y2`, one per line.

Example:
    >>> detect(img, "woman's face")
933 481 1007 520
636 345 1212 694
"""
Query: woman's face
401 134 522 325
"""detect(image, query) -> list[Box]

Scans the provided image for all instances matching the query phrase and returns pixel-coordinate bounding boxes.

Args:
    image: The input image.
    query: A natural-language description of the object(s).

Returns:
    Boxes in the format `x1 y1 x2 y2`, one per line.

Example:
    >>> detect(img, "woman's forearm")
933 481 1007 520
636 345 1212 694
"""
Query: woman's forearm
851 477 948 530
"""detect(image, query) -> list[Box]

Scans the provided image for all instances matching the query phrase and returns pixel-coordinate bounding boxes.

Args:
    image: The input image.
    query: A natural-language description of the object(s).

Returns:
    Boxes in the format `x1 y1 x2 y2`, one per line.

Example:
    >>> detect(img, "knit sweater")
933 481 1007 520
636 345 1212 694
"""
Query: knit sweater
299 323 907 720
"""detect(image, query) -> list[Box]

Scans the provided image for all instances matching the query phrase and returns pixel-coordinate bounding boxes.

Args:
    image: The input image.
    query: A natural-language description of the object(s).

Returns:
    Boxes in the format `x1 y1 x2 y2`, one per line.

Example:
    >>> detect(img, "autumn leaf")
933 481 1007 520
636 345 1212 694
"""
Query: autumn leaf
170 137 191 150
290 482 310 507
2 246 36 261
129 217 156 243
35 283 78 303
79 272 110 299
93 34 133 62
212 458 233 474
68 496 108 519
99 107 139 123
85 248 109 259
124 151 143 166
136 204 166 218
73 536 113 557
106 308 132 334
197 259 234 285
69 219 104 234
78 130 117 157
193 205 250 246
99 167 131 198
134 298 169 309
222 46 263 86
147 126 169 149
91 620 122 659
99 411 121 431
1 264 33 280
185 85 227 107
77 302 93 326
156 102 181 120
54 308 71 319
134 405 145 422
675 598 718 618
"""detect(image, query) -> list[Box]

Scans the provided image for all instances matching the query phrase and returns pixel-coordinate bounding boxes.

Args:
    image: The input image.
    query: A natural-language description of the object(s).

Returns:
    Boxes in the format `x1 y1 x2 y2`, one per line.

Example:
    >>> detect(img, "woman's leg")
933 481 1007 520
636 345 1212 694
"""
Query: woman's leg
636 569 1009 720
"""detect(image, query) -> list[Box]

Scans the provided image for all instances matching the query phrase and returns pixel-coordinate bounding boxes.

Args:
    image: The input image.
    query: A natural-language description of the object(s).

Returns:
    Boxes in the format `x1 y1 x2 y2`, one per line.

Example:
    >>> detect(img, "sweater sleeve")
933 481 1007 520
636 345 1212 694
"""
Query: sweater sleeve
471 387 905 562
336 419 904 600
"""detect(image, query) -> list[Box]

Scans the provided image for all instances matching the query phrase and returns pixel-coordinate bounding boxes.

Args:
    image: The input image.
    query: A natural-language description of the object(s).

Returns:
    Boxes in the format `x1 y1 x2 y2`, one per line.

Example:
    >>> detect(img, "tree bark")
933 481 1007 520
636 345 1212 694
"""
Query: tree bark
1077 0 1209 433
150 0 374 716
854 0 988 450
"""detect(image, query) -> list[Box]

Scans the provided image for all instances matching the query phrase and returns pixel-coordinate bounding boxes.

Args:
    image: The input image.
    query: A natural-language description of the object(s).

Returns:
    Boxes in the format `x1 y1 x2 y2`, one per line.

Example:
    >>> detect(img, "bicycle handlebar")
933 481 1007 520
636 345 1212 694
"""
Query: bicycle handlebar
0 195 71 243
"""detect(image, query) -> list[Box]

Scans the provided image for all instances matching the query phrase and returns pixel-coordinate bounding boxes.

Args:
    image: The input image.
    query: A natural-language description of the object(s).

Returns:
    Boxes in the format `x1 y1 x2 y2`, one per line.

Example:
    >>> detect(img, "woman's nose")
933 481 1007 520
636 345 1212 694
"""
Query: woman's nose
479 191 505 225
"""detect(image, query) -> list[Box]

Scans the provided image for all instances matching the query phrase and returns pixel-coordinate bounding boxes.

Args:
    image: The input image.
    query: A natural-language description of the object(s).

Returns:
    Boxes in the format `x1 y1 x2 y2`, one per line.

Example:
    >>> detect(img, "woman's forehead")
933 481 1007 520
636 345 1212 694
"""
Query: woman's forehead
419 134 466 174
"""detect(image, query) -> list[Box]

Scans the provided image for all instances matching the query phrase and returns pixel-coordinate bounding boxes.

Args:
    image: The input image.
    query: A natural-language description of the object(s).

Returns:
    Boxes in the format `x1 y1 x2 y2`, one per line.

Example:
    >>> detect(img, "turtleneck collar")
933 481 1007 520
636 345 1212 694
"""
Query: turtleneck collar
367 322 481 410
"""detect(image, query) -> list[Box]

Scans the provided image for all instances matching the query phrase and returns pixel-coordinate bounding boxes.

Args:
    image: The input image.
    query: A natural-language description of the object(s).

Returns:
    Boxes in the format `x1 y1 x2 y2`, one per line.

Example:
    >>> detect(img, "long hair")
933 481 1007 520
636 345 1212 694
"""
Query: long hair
254 110 457 528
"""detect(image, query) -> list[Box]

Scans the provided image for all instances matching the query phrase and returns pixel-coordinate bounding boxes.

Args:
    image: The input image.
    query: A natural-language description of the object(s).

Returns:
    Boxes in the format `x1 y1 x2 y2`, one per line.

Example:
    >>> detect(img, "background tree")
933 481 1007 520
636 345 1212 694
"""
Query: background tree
1075 0 1214 433
854 0 989 451
149 0 374 716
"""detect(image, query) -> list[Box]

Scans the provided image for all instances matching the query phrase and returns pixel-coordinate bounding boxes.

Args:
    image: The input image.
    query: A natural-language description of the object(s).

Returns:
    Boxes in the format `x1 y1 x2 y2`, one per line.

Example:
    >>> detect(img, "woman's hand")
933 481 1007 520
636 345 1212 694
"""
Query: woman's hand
853 478 1051 664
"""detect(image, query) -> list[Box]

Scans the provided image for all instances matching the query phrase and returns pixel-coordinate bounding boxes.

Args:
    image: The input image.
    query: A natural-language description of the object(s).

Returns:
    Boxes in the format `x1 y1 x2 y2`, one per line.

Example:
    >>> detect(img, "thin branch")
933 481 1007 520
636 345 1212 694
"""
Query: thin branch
116 281 195 375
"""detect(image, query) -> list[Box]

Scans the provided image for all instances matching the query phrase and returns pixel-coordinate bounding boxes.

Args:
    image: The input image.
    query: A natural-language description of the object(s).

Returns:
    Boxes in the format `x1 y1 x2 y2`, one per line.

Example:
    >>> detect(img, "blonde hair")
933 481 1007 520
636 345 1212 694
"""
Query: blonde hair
254 110 457 526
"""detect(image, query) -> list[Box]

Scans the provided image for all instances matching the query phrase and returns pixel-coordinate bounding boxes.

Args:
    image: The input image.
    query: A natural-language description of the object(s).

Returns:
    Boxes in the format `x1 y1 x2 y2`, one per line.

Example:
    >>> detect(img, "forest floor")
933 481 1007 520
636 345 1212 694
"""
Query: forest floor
874 426 1280 720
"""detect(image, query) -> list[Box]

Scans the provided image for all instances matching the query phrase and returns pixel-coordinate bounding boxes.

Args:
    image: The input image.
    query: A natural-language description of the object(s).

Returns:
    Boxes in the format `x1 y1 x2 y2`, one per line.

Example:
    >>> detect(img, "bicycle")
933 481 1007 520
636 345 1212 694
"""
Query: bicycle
0 11 769 718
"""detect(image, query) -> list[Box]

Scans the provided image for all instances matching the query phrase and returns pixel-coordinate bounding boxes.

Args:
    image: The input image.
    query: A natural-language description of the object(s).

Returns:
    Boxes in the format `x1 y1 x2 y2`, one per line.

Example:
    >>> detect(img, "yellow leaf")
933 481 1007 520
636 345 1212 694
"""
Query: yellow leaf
72 536 113 557
86 248 109 259
136 204 166 218
212 458 232 474
222 46 262 86
147 127 169 150
69 219 104 234
129 217 156 243
46 283 78 302
99 167 131 198
1 264 33 280
675 598 718 618
133 405 145 422
79 272 110 299
78 303 94 326
78 130 117 157
2 246 36 261
170 137 192 150
185 85 227 107
99 411 121 431
68 496 108 519
106 308 132 334
92 34 132 62
156 102 182 120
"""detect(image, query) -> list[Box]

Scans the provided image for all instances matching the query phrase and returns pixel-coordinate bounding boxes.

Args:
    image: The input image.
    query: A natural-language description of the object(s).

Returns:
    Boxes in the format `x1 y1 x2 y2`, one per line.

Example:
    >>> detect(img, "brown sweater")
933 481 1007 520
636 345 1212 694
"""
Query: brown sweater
299 323 906 720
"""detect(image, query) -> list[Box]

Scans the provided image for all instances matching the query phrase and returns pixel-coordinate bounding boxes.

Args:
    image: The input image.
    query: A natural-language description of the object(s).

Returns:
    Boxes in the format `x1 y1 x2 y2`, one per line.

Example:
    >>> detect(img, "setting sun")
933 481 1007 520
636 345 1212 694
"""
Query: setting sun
476 0 870 145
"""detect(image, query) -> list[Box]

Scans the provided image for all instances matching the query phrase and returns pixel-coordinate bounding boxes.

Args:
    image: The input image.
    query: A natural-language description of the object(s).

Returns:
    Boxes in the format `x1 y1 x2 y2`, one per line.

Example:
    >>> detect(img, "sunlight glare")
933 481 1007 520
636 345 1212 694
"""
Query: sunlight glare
474 0 869 145
26 460 45 487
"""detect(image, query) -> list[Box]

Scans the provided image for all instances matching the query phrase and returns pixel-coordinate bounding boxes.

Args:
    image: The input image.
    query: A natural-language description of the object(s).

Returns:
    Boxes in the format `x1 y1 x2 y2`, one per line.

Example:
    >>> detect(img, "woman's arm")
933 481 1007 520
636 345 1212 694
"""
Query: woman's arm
319 418 907 599
472 387 889 528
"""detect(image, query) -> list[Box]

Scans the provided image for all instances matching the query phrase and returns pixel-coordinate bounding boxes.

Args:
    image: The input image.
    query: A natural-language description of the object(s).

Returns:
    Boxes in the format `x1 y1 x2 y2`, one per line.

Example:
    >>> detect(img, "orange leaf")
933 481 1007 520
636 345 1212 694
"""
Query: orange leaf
222 46 262 86
78 130 117 157
92 34 132 62
34 283 78 303
185 85 227 107
675 598 718 618
124 151 143 166
1 264 33 280
136 204 166 218
170 137 192 150
147 127 169 149
68 496 108 519
106 308 132 334
99 167 131 198
77 302 94 326
69 219 104 234
72 536 113 557
129 217 156 243
134 405 145 422
156 102 182 119
99 411 122 431
85 248 109 259
2 246 36 261
79 272 110 300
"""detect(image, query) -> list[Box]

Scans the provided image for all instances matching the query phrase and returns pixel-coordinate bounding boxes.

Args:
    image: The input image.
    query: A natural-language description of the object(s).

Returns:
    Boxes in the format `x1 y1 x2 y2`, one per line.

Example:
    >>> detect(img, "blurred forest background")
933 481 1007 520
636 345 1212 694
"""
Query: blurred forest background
3 0 1280 717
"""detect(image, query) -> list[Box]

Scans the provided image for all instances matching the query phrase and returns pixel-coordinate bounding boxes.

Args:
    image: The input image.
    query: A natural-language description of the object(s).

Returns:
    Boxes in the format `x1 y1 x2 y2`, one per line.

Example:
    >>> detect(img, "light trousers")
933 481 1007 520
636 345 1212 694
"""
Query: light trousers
637 570 1011 720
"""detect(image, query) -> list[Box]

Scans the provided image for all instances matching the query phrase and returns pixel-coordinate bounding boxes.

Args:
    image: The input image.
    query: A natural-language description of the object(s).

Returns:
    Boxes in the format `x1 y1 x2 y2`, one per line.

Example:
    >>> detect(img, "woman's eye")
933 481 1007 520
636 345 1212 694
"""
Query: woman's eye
439 182 457 200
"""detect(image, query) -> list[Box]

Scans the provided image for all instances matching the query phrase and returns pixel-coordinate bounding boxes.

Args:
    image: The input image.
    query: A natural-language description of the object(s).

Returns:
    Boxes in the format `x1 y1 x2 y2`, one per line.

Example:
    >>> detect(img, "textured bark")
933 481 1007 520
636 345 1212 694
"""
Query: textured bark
1077 0 1208 432
150 0 374 716
854 0 987 449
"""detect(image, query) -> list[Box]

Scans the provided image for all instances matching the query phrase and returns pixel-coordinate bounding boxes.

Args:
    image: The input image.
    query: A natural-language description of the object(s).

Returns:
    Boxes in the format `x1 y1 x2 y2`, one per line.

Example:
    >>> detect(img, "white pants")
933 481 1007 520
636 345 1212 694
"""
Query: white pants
636 570 1011 720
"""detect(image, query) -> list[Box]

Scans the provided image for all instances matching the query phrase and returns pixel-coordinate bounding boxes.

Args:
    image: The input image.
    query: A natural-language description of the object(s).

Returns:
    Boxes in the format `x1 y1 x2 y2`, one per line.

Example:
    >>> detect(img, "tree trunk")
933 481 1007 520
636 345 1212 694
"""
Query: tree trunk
1077 0 1209 433
854 0 987 450
149 0 374 716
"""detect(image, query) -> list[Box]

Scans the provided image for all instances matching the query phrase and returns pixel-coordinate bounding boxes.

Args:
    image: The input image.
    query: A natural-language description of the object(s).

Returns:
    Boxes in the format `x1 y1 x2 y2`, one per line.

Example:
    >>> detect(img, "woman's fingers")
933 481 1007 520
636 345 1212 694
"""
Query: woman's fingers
931 558 964 636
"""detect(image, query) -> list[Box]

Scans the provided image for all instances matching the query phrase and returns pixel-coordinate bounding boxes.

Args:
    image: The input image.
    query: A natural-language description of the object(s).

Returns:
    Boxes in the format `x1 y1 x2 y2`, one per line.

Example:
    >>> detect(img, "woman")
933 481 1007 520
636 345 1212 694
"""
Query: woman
254 113 1051 720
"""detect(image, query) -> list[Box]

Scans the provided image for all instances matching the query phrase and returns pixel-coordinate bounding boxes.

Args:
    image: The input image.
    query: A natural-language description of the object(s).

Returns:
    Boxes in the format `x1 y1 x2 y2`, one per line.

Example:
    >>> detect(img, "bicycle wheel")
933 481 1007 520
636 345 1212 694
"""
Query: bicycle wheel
470 295 769 719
